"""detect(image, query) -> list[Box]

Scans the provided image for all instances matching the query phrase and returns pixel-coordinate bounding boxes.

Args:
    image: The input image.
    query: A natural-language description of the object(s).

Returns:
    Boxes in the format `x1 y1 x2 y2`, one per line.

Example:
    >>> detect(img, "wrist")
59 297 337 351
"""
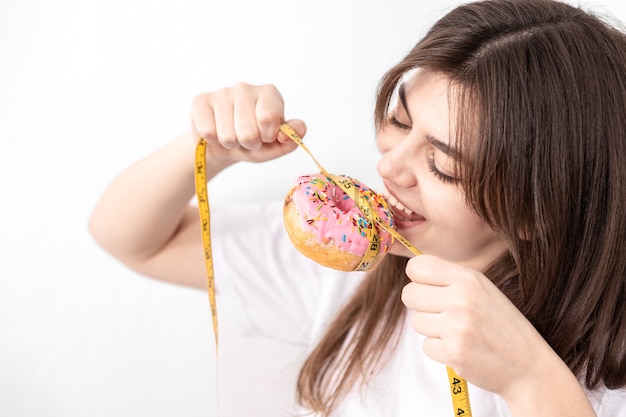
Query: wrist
501 348 596 417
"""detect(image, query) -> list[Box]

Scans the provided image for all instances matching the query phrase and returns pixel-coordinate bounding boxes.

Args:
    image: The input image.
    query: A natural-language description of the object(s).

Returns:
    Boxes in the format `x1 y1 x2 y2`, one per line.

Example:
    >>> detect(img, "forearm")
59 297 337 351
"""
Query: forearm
88 133 232 266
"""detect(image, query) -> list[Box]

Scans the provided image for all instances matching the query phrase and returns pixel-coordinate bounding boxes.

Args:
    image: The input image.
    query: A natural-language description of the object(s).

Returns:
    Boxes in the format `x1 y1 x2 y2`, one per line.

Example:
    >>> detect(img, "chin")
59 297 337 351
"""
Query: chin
389 242 415 258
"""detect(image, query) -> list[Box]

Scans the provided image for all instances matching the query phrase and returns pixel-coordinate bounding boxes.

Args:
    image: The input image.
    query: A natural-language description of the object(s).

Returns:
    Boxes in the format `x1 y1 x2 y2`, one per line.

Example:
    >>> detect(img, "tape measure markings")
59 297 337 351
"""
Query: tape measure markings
194 139 219 350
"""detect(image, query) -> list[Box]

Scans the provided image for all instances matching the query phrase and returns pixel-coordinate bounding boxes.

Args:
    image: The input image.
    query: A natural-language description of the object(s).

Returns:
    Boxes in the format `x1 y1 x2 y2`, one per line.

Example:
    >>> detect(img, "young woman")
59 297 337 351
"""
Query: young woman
89 0 626 415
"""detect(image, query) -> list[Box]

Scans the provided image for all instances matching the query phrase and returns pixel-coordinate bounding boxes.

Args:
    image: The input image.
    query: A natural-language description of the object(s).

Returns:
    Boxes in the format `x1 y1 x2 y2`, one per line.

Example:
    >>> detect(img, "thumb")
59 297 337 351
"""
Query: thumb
277 118 307 143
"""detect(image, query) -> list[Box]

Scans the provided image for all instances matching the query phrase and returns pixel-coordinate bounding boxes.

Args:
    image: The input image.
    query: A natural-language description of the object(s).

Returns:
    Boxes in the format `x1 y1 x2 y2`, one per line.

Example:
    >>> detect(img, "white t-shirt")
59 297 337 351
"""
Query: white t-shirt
211 201 626 416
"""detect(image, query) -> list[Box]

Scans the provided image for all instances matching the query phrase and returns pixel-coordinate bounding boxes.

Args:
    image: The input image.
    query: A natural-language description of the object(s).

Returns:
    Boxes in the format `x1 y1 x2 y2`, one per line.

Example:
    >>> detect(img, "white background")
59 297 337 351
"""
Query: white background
2 1 625 416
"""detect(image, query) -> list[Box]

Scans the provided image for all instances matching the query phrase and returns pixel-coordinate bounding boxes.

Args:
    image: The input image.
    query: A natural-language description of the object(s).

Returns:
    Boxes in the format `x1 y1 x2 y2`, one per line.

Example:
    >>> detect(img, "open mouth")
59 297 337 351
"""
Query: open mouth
381 190 426 225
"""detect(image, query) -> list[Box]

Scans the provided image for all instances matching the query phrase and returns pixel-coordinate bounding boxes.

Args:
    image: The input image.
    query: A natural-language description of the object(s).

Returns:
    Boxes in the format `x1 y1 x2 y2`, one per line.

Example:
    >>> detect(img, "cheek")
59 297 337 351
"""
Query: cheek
430 200 506 266
451 210 488 237
431 199 473 233
428 187 479 235
424 187 488 242
421 180 466 219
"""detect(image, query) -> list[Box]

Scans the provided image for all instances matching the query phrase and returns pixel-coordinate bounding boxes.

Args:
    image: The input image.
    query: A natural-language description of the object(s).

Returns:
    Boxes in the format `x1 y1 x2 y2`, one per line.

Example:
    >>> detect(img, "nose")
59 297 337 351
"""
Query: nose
376 135 418 188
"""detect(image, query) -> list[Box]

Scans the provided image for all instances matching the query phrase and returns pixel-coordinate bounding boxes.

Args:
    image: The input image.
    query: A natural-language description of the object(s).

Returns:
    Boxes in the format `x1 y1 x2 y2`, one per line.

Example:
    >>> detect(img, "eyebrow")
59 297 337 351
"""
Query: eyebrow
397 83 411 123
427 135 461 160
397 82 461 161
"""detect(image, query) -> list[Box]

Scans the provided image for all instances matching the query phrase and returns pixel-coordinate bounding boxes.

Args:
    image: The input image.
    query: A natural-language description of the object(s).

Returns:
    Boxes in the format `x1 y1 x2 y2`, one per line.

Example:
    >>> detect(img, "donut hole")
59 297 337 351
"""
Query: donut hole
330 185 356 214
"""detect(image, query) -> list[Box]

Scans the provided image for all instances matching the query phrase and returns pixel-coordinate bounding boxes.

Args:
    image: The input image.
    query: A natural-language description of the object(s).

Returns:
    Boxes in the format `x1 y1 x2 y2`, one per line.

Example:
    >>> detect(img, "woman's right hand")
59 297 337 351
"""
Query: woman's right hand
191 82 306 165
90 82 305 288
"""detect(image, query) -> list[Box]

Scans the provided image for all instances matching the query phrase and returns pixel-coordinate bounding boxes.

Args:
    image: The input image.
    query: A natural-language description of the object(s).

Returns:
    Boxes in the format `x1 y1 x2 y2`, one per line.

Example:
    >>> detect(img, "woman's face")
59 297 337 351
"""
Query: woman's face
377 69 508 271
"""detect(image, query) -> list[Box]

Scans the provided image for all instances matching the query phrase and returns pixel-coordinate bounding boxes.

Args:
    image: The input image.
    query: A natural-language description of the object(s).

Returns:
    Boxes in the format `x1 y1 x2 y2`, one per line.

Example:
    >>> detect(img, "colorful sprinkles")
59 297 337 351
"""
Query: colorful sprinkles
291 173 395 257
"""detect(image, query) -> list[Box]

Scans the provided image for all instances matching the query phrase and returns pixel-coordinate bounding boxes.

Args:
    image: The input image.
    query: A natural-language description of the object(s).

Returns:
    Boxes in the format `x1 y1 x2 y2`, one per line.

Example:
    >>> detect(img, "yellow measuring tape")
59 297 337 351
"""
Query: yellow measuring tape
194 139 218 350
194 123 472 417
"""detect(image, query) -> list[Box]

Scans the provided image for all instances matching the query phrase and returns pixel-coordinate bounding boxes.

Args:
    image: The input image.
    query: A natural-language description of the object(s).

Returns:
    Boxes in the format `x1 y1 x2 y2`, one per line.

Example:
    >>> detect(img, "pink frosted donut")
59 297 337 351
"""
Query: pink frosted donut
283 173 395 271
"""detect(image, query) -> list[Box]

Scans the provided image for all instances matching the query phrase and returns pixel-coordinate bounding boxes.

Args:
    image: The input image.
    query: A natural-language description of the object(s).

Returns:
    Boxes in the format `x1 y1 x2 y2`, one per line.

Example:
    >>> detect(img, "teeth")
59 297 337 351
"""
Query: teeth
383 190 415 216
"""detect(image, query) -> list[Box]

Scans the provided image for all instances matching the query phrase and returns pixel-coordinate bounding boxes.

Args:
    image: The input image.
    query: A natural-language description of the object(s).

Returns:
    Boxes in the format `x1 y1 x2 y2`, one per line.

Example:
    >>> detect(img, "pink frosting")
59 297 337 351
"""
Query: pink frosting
289 173 395 256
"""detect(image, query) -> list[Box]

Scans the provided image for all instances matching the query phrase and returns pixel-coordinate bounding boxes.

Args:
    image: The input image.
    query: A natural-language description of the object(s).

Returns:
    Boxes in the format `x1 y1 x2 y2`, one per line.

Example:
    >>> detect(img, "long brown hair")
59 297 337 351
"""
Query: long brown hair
298 0 626 414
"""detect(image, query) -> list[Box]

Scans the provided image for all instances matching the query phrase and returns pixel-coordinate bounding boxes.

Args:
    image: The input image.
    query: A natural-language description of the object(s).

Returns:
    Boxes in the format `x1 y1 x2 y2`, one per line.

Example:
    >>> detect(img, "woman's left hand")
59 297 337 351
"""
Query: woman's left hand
402 254 556 399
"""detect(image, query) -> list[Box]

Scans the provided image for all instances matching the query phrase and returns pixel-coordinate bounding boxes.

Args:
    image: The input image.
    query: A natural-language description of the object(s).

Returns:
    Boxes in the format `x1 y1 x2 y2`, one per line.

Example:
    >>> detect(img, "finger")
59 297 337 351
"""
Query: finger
255 85 285 143
233 93 262 151
191 95 217 141
406 254 463 286
422 335 470 377
421 336 447 365
277 118 307 144
401 282 447 313
212 99 238 150
409 310 446 338
248 139 299 162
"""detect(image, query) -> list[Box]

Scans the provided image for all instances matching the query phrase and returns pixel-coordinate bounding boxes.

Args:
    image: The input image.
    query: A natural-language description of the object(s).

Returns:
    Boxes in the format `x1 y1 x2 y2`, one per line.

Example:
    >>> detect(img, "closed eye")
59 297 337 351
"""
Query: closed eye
388 114 411 130
427 155 459 184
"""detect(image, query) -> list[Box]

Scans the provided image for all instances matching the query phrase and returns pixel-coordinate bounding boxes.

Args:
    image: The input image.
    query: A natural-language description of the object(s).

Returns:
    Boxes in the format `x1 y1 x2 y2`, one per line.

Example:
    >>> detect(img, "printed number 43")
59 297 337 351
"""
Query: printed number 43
452 377 463 395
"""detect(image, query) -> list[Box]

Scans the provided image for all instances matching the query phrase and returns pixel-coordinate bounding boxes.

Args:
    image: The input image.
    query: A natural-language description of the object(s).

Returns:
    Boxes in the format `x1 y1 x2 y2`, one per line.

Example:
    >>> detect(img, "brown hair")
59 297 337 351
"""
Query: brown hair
298 0 626 414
